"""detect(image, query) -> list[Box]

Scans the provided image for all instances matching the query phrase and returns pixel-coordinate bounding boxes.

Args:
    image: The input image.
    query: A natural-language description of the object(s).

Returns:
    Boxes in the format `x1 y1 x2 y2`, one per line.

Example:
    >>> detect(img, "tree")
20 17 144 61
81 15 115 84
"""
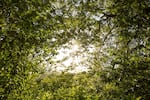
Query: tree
1 0 149 99
96 0 150 99
0 0 70 99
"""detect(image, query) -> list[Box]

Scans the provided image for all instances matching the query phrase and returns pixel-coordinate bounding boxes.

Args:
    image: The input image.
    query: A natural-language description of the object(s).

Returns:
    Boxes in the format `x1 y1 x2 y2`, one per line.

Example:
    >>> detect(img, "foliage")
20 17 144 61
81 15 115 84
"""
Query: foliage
24 72 102 100
97 0 150 99
0 0 68 99
0 0 150 99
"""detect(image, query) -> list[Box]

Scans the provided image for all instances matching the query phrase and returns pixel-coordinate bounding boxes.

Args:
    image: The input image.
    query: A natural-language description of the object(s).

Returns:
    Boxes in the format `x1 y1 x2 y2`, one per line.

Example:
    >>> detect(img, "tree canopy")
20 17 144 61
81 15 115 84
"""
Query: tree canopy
0 0 150 99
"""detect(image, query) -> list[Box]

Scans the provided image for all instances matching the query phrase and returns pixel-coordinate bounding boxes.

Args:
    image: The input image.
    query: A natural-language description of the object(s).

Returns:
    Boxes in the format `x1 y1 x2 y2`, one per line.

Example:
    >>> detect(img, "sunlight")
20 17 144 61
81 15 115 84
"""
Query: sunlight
49 39 94 73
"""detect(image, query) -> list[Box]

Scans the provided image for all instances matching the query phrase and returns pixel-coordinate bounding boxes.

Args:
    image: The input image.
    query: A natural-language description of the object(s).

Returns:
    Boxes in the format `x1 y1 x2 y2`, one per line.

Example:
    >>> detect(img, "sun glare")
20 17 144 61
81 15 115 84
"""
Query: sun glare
48 39 95 73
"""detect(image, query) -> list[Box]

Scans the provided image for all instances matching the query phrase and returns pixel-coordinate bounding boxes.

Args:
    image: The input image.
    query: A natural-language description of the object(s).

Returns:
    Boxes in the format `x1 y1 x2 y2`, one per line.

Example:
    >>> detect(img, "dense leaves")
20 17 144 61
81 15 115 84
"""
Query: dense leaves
0 0 150 99
98 0 150 99
0 0 67 99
